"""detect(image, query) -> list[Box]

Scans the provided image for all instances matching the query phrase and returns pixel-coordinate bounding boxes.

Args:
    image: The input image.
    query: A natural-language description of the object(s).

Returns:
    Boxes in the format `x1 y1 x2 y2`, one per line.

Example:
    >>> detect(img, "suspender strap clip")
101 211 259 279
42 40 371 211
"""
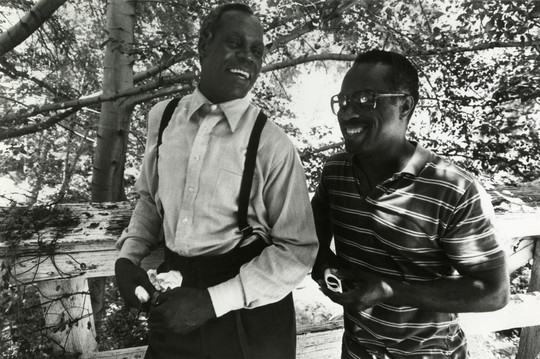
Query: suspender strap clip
240 225 254 239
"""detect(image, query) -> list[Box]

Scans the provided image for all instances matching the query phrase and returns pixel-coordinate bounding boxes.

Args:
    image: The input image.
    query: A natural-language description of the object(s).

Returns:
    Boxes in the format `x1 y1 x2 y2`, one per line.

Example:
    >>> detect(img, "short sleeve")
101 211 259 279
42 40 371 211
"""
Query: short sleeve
441 180 506 273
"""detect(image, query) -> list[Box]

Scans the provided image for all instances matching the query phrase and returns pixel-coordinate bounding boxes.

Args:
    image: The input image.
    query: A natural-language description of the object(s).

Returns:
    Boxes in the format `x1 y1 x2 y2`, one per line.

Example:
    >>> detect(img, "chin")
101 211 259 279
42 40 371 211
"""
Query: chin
344 142 365 156
344 140 356 152
227 87 250 101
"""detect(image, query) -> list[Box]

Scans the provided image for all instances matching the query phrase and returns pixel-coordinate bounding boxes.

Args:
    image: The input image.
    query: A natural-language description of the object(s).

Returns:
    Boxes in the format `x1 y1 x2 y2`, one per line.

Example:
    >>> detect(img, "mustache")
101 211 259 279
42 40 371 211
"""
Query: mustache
338 116 371 126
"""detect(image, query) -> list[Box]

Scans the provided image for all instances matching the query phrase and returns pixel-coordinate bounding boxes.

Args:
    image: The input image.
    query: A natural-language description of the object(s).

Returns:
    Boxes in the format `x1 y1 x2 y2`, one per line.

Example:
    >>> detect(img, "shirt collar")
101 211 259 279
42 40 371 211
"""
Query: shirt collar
400 141 432 176
188 88 252 132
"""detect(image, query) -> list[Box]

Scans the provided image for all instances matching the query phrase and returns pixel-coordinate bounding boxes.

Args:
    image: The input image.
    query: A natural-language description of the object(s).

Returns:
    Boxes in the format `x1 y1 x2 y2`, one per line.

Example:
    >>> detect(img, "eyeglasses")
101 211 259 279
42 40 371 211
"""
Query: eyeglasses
330 90 409 115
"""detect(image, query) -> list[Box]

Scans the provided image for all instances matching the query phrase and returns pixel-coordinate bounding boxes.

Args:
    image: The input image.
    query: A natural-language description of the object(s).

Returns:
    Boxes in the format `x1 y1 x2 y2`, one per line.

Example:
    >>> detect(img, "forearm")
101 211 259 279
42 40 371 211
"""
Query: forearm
208 236 318 317
385 269 510 313
311 192 336 281
116 193 163 264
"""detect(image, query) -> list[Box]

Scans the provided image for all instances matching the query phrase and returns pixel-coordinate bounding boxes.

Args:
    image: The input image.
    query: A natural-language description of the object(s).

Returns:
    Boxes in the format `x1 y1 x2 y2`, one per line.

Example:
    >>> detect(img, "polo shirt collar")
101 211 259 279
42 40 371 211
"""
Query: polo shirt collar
188 88 251 132
400 141 432 176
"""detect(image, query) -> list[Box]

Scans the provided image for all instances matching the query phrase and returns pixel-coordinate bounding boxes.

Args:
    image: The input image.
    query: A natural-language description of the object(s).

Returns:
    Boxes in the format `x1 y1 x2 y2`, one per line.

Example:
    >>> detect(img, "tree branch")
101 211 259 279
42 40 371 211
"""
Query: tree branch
2 39 538 127
0 58 67 98
133 50 197 84
126 84 193 106
411 40 540 56
0 72 196 124
266 0 362 52
300 141 345 158
263 53 356 72
130 2 360 84
0 106 80 141
0 0 69 58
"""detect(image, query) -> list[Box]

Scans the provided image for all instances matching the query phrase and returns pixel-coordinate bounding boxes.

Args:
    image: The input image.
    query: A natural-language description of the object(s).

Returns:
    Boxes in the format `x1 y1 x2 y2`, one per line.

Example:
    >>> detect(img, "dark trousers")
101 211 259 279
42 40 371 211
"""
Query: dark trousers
144 239 296 359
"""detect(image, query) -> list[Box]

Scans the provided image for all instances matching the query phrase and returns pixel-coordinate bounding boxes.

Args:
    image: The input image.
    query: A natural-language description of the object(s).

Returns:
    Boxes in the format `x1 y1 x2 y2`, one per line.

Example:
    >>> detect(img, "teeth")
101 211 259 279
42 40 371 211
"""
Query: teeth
229 68 250 79
346 128 364 135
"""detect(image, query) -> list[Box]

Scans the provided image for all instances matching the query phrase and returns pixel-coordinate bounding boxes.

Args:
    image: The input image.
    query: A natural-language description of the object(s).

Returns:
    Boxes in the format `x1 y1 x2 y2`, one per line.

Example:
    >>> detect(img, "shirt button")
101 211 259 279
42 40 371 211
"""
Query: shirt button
182 217 189 224
188 187 194 192
194 155 200 161
210 104 217 111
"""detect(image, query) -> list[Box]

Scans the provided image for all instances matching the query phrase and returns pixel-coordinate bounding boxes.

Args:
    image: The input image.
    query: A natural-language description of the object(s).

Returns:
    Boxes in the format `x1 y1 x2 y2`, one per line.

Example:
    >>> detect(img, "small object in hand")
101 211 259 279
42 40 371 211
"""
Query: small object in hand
324 268 343 293
147 269 183 291
135 285 150 303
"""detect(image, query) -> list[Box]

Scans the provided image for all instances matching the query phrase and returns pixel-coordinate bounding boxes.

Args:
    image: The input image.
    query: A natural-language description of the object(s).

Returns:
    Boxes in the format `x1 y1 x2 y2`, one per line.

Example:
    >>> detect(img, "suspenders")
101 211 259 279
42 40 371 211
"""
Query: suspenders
156 98 267 242
237 110 267 240
157 98 181 161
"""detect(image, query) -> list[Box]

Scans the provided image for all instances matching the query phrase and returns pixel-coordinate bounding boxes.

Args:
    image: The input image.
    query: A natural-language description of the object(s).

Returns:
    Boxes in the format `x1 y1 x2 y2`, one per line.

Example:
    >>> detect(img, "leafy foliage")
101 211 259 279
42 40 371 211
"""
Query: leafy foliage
96 278 148 351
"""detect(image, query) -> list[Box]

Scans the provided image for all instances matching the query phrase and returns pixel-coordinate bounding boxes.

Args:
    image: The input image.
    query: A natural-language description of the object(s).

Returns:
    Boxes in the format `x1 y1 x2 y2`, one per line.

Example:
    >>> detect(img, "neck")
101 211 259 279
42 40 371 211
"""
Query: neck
354 141 415 186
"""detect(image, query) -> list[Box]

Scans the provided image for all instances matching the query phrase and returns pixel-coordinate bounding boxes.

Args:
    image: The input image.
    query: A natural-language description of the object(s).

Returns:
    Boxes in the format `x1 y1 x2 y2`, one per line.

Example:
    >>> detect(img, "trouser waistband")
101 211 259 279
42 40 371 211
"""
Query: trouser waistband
159 237 267 288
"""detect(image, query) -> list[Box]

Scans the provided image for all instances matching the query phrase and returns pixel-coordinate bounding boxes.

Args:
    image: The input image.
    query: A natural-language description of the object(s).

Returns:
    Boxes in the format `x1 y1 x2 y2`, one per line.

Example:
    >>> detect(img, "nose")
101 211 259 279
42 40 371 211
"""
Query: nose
338 106 357 121
237 47 255 62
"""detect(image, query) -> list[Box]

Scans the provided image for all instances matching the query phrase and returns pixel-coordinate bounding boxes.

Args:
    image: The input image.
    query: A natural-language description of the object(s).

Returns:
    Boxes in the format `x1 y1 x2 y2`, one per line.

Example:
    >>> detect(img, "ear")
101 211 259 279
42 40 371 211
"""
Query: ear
400 96 415 121
199 33 213 59
199 40 207 59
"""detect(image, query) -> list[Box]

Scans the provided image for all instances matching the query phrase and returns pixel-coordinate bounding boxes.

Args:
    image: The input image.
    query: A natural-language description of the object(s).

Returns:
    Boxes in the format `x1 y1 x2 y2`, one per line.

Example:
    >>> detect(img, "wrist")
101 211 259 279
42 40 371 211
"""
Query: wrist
207 277 244 317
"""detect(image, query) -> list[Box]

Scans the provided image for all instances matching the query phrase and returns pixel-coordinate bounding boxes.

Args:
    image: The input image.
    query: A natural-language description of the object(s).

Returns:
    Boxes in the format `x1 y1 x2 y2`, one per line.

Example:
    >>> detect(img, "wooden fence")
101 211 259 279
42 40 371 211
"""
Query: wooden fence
1 186 539 358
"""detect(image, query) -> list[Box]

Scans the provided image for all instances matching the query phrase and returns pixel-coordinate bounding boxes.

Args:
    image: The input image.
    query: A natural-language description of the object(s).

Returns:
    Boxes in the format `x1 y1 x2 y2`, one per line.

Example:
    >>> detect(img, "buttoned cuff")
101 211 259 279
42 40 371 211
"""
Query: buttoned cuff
207 276 245 317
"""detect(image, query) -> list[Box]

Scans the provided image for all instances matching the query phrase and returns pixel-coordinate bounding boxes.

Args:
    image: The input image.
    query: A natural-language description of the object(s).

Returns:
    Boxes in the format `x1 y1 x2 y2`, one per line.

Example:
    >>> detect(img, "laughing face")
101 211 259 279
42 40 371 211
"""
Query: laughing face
198 10 264 104
338 62 407 158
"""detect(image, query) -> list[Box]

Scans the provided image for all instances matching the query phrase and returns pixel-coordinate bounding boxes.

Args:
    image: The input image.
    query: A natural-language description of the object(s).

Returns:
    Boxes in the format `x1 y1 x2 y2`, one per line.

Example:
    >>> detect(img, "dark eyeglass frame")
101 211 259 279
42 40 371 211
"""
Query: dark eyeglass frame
330 90 409 115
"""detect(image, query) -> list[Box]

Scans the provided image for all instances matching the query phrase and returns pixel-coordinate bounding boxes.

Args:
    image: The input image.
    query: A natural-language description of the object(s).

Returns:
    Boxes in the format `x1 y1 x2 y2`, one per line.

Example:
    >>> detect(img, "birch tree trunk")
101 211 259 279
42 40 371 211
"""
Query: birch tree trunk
89 0 137 324
91 0 136 202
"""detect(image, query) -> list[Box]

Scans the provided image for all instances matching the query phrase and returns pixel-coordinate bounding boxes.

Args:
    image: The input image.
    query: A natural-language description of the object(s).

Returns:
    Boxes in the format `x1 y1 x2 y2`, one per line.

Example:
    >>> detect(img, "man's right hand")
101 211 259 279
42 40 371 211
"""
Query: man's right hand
114 258 155 309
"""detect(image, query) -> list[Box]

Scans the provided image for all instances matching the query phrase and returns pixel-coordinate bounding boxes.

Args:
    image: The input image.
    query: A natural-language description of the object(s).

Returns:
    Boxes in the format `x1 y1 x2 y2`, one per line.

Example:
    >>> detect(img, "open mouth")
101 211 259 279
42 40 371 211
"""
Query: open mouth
346 127 365 136
343 124 368 138
228 68 250 80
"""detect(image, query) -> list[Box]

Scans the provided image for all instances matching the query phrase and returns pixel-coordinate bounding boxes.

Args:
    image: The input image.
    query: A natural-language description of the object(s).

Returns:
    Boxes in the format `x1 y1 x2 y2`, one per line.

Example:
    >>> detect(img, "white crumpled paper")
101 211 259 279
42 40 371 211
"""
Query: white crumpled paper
134 269 183 303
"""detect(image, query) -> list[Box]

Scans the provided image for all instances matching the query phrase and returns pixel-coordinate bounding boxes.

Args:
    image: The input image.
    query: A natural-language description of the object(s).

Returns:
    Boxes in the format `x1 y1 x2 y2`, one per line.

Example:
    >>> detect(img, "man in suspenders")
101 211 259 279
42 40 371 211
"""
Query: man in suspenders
114 3 318 358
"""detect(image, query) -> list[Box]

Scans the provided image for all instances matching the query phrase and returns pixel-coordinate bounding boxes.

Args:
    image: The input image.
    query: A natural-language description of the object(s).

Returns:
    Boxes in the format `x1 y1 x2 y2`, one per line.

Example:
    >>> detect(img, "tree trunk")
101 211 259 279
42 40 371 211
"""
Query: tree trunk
91 0 136 202
89 0 137 325
0 0 68 58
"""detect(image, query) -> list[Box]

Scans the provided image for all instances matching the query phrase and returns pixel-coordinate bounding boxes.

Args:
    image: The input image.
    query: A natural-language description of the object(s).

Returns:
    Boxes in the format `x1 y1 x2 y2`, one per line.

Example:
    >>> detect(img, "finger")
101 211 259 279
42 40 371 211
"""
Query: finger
148 320 168 332
153 290 175 306
320 286 342 303
122 291 143 308
147 308 165 329
136 268 156 293
335 269 361 280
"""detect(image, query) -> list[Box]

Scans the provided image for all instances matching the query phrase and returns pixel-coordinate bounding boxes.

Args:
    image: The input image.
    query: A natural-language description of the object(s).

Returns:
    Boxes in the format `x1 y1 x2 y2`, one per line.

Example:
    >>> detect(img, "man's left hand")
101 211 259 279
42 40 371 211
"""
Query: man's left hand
147 287 216 335
320 269 394 312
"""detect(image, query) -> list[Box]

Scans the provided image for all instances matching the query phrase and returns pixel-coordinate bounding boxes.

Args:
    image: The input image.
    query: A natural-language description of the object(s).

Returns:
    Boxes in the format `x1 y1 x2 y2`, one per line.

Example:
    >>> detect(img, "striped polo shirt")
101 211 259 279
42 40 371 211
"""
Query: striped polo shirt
314 143 506 359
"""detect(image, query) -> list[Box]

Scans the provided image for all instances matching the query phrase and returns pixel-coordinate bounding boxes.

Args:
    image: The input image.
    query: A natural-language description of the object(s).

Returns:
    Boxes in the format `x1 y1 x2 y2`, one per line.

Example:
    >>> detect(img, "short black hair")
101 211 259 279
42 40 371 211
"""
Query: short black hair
353 49 419 106
198 3 255 56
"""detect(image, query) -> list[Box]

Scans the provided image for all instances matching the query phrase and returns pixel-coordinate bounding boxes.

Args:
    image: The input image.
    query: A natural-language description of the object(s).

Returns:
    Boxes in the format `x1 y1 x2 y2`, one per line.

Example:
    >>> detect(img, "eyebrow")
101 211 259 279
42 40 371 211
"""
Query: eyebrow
224 30 263 41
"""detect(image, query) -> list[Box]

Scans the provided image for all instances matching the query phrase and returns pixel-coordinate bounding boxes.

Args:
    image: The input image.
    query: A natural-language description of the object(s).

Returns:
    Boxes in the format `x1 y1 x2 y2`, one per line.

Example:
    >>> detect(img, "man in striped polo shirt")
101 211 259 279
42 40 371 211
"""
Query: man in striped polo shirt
311 49 510 358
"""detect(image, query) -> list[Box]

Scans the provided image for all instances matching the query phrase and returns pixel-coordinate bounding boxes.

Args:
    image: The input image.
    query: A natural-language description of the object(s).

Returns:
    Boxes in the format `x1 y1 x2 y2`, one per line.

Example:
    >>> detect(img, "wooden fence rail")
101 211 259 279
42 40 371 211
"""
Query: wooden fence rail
1 189 540 358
